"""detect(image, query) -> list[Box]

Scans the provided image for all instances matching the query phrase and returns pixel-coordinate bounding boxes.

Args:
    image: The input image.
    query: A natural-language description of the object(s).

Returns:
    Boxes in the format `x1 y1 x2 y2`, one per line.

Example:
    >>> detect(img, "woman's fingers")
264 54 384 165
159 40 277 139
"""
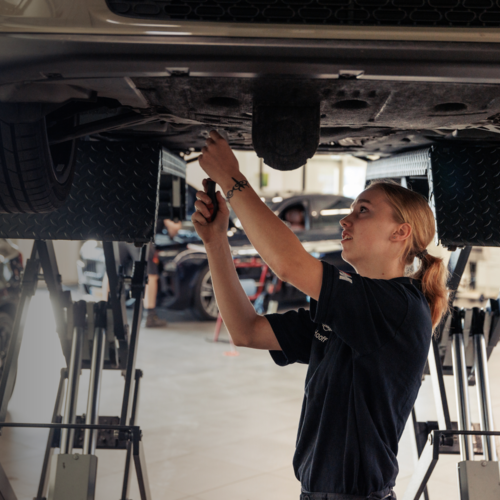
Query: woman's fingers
191 211 208 226
196 189 211 203
209 130 223 142
194 199 211 218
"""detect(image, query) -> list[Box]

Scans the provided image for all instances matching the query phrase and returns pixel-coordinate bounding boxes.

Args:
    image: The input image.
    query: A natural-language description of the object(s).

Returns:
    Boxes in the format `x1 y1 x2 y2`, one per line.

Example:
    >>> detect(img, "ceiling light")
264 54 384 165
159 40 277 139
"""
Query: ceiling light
320 208 351 216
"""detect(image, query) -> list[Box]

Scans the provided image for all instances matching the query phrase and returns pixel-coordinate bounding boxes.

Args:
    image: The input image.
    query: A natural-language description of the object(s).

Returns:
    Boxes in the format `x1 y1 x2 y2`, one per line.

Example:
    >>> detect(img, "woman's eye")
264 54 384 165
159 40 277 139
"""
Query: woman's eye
359 206 368 213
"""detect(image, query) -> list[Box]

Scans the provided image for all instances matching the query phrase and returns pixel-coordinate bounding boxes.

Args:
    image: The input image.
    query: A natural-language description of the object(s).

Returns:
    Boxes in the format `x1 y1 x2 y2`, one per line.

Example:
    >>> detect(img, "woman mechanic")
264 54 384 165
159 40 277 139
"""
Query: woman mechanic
192 131 448 500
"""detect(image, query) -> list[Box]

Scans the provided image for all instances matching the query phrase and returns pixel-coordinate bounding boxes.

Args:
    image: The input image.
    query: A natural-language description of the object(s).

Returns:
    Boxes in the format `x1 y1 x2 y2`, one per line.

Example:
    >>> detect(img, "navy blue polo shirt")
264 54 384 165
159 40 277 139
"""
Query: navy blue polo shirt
266 261 432 495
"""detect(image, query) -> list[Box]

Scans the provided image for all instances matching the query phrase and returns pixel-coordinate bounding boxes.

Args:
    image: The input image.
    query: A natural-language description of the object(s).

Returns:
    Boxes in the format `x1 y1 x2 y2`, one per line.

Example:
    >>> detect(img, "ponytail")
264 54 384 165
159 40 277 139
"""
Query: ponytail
367 180 449 331
410 253 449 331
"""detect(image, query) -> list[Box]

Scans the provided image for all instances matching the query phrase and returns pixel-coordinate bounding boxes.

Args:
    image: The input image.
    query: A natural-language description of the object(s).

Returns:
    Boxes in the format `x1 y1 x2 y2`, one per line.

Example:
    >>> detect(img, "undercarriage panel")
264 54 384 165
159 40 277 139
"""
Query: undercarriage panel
4 35 500 159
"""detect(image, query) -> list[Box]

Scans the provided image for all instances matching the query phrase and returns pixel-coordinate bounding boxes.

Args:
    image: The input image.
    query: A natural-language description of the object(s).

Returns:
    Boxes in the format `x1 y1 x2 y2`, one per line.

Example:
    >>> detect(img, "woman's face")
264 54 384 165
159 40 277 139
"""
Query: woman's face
339 187 404 270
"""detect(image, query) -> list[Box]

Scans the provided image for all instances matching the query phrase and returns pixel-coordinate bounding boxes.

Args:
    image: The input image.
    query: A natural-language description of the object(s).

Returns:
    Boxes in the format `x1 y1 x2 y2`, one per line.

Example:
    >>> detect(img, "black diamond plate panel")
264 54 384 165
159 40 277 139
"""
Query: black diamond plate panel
0 142 161 243
430 145 500 248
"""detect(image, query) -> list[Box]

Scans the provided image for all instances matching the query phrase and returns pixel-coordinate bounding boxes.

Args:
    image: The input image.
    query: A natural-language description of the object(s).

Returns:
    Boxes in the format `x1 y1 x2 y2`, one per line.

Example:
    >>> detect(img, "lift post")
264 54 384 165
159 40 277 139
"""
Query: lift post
0 240 152 500
404 249 500 500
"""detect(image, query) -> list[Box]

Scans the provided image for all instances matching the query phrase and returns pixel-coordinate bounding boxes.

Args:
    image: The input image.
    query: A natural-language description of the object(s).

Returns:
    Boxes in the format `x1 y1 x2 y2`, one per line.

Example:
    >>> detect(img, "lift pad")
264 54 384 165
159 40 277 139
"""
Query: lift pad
458 460 500 500
0 142 162 243
48 454 97 500
366 146 500 249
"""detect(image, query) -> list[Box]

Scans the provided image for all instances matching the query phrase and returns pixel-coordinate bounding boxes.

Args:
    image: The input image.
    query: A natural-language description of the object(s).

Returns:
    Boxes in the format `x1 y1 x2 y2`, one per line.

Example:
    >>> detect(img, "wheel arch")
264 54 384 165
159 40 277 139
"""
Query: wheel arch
166 249 208 309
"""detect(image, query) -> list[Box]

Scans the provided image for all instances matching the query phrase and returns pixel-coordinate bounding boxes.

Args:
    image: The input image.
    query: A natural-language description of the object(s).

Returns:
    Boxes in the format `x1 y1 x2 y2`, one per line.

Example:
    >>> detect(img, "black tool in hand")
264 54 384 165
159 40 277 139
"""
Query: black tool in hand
206 179 219 223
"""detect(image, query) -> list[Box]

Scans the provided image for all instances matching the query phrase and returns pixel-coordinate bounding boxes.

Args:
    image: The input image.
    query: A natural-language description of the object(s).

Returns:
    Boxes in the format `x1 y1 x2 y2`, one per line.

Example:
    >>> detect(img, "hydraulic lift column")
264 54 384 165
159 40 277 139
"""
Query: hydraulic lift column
450 308 474 461
454 313 500 500
472 327 497 462
59 302 85 456
48 301 99 500
83 302 107 455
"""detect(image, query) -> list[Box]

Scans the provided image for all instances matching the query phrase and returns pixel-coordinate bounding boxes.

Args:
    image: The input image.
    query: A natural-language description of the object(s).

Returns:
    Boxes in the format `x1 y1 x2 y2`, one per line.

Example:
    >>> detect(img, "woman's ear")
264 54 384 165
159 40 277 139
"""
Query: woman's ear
392 223 412 241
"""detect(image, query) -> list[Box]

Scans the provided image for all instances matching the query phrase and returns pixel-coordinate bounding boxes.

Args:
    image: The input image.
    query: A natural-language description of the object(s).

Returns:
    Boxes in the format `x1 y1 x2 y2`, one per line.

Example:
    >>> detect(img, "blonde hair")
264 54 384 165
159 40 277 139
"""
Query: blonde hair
367 180 448 331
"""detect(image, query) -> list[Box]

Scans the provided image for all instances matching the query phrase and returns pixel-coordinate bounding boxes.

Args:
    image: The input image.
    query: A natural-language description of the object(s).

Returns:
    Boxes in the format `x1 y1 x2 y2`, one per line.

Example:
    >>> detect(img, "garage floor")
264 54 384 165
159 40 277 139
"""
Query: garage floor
1 291 500 500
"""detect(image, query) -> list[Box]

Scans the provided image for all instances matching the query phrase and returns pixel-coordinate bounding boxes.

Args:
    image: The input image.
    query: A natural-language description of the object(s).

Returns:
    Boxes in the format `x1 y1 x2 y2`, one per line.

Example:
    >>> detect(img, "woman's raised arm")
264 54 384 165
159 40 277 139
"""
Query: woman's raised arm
197 131 323 301
192 183 280 350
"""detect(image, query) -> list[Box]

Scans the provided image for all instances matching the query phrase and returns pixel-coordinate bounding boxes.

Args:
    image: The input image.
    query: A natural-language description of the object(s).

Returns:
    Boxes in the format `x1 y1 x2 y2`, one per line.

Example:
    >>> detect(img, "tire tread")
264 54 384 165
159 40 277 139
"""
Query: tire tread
0 116 75 213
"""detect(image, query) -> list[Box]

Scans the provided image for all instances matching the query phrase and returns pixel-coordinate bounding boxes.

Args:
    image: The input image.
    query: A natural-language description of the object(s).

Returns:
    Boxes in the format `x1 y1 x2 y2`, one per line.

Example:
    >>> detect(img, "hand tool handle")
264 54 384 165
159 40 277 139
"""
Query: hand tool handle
206 179 219 223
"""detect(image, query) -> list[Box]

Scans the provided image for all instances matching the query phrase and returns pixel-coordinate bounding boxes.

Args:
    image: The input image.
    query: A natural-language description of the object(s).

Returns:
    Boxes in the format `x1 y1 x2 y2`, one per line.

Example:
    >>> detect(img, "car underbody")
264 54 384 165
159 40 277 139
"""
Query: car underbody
4 35 500 169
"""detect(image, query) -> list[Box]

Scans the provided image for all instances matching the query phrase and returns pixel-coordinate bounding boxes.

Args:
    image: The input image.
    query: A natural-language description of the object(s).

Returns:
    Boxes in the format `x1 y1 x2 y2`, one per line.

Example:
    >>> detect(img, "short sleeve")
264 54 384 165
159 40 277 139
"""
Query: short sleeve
265 308 316 366
310 261 409 354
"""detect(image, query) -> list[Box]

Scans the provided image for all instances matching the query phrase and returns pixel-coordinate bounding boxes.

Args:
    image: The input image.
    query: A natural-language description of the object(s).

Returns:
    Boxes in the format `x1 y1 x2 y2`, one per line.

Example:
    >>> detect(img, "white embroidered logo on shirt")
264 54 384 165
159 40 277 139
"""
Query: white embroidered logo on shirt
315 330 328 343
322 324 332 332
339 270 353 284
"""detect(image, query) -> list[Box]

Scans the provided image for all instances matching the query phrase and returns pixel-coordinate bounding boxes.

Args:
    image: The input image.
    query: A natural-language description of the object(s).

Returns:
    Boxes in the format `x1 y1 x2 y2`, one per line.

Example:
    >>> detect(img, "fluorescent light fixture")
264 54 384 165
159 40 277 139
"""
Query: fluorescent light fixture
272 196 283 203
145 31 192 35
320 208 351 216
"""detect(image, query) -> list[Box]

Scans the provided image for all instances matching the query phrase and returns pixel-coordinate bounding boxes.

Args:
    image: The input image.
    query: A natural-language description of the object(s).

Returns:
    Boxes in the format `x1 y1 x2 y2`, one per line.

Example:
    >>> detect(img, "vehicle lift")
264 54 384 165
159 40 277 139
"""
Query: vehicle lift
0 141 181 499
0 240 152 500
366 146 500 500
404 246 500 500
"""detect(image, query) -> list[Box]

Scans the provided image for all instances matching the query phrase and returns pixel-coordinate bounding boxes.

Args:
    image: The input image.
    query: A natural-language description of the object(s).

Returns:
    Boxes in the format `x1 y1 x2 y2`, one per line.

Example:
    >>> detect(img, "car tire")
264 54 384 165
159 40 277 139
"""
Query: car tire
0 111 76 213
0 311 17 403
191 266 219 321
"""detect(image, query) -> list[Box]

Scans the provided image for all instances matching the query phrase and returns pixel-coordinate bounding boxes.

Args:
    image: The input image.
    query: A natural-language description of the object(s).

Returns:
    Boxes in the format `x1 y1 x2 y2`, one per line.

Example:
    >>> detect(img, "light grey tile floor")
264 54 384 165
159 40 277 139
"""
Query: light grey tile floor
1 291 500 500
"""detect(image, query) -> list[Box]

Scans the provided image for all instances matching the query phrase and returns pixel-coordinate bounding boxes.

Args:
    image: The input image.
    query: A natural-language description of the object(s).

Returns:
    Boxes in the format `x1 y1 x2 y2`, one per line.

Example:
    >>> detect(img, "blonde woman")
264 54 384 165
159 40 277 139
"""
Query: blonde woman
192 131 447 500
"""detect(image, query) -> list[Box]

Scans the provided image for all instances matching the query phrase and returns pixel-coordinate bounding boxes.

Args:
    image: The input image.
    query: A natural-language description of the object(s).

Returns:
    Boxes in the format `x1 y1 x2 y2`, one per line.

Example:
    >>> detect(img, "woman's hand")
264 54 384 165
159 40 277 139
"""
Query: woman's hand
198 131 240 186
192 178 230 245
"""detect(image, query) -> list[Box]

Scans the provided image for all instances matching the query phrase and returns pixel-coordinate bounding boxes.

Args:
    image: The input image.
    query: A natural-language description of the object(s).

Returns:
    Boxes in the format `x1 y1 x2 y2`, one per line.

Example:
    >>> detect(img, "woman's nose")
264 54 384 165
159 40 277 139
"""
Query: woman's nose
340 216 350 228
